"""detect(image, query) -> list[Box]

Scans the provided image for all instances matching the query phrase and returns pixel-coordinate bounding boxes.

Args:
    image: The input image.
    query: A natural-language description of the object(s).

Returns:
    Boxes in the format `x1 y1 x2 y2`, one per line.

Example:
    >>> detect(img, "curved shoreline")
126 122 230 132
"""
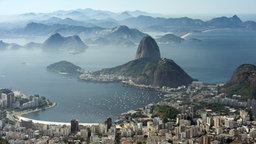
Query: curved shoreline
180 29 220 39
181 32 192 39
14 102 57 117
12 102 99 126
17 116 98 126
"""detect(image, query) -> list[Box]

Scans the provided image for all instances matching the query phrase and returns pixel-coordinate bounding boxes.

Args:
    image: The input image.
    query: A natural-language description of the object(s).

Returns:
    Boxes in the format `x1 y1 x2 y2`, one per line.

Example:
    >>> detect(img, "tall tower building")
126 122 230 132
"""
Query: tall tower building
7 92 15 108
105 117 112 131
71 119 79 134
213 116 220 128
33 97 39 107
199 135 210 144
206 117 212 126
1 93 8 108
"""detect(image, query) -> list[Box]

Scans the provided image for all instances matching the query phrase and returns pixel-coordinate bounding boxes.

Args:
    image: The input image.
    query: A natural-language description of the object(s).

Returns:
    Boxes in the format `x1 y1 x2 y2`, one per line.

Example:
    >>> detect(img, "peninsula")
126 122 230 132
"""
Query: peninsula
80 35 193 88
0 88 55 123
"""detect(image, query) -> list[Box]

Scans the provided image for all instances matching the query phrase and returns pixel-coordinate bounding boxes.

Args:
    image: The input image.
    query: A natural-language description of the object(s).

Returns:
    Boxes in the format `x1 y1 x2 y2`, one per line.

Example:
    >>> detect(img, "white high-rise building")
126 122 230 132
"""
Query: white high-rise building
225 118 234 128
33 97 39 107
206 117 212 126
213 116 220 128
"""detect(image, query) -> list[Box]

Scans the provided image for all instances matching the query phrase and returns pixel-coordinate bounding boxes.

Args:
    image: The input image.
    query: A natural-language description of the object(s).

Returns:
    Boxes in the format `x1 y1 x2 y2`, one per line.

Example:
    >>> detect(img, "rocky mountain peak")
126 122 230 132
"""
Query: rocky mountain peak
43 33 64 48
112 25 130 32
49 33 63 40
43 33 87 53
231 15 242 24
220 64 256 99
229 64 256 84
135 35 161 60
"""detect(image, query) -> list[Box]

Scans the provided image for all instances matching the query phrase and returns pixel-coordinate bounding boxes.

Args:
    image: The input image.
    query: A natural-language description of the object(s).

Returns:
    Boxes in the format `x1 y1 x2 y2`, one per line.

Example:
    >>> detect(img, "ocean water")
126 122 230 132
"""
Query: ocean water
0 28 256 122
161 29 256 83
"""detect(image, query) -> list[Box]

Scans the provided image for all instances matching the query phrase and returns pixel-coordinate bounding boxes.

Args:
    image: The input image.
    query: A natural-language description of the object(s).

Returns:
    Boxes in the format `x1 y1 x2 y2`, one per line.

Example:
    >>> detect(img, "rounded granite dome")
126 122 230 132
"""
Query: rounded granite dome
135 35 161 60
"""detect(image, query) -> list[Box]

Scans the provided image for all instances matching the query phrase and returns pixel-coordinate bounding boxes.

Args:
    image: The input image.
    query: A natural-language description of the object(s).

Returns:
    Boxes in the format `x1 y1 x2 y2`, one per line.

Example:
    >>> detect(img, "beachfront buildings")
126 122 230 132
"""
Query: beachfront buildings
71 119 79 134
0 89 51 110
0 91 15 108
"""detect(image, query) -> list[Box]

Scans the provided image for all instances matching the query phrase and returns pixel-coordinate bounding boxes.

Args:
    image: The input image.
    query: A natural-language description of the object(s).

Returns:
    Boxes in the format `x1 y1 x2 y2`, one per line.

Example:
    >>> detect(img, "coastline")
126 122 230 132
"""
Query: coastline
17 116 98 126
202 28 218 33
181 32 192 39
14 102 57 117
11 102 99 126
180 28 220 39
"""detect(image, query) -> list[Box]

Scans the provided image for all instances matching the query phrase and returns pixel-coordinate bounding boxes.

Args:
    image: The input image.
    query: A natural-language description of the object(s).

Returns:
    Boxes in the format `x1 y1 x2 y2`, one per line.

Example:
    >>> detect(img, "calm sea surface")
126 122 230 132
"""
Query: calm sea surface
0 29 256 122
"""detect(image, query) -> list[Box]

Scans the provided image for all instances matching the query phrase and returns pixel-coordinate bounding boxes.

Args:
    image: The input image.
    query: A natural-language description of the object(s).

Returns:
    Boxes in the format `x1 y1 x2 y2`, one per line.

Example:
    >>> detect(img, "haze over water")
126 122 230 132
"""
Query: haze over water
1 28 256 122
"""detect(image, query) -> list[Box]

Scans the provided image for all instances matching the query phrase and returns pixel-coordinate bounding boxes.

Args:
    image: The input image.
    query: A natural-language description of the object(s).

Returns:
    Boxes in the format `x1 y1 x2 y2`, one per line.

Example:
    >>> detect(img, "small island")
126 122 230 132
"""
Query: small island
47 60 83 76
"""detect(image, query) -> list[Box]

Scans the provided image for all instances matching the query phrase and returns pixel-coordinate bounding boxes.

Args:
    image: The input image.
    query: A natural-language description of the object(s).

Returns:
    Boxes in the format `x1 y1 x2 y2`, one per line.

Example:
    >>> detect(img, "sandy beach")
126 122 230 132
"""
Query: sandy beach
17 116 99 126
181 32 192 39
202 29 218 33
11 102 99 126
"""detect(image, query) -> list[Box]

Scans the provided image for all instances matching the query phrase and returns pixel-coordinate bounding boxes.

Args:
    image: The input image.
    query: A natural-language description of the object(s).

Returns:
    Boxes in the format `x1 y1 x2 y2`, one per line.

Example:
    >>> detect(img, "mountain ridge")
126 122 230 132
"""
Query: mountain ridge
0 40 22 50
42 33 88 53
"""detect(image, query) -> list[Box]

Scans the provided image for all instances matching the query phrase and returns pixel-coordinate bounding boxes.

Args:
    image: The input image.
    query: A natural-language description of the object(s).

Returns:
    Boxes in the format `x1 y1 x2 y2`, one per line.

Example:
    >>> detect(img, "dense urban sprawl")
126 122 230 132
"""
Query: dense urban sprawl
1 81 256 143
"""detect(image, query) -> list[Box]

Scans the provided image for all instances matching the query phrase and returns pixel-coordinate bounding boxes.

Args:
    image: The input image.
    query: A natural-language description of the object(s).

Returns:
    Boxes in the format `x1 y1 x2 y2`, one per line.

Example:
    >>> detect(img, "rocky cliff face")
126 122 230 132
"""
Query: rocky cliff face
135 36 161 60
132 58 193 88
221 64 256 99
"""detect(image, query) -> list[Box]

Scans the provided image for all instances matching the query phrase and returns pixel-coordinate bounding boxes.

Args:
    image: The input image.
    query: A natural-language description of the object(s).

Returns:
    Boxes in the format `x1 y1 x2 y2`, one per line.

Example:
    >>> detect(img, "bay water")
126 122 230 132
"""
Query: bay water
0 28 256 122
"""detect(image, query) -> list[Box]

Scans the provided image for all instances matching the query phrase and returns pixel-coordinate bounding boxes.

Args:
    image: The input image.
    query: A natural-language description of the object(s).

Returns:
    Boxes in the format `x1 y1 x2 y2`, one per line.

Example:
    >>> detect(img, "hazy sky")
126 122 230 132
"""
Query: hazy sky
0 0 255 15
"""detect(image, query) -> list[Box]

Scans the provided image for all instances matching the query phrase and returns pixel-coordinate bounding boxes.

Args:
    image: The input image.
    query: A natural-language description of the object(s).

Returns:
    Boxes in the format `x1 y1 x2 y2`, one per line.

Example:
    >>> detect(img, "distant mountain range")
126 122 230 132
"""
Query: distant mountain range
0 33 87 53
16 14 256 34
16 22 146 47
42 33 87 53
0 40 22 50
17 8 162 22
206 15 242 28
119 15 256 32
17 8 254 30
1 8 255 32
1 8 256 52
12 14 255 48
21 22 103 36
